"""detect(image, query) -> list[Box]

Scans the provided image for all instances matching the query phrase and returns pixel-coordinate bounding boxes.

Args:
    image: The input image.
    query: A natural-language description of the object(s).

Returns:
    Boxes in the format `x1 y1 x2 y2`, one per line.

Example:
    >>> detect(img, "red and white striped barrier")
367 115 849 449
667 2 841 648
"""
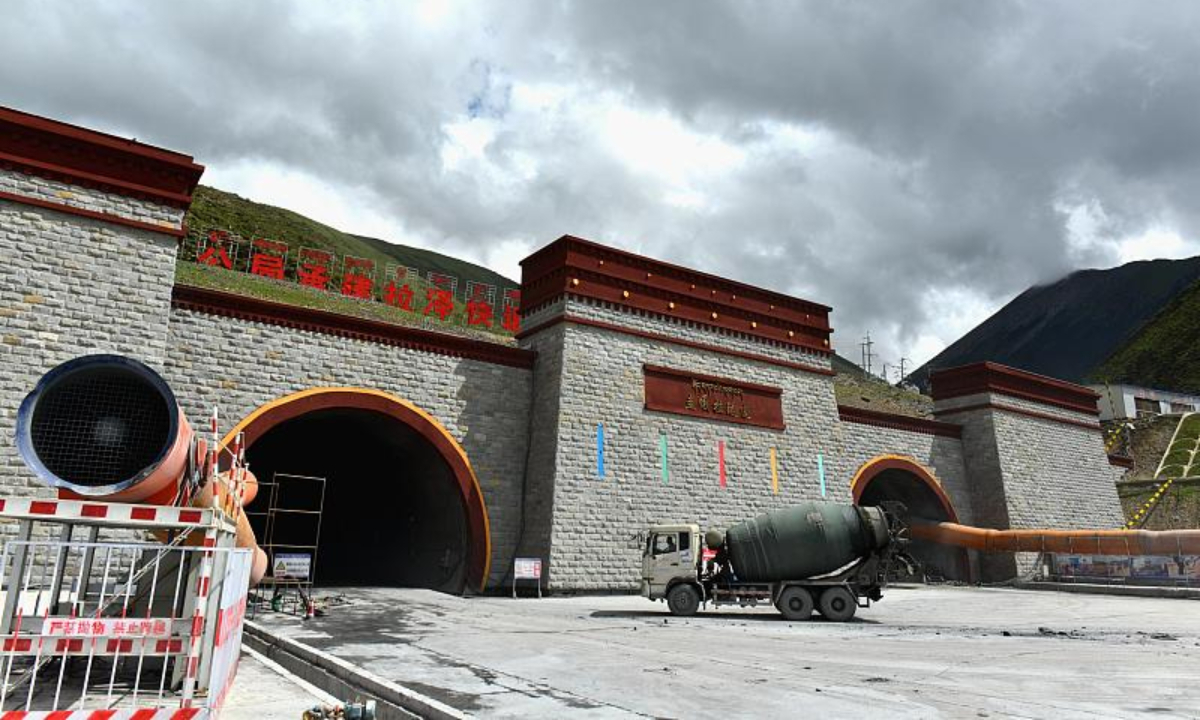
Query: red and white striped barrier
0 499 226 531
0 709 209 719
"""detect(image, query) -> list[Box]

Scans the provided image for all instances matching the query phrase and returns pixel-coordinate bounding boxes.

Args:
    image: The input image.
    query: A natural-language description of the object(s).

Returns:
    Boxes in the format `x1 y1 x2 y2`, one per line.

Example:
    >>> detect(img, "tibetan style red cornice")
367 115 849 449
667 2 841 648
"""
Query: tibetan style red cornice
0 106 204 209
930 362 1100 416
171 285 535 369
837 405 962 438
519 235 833 354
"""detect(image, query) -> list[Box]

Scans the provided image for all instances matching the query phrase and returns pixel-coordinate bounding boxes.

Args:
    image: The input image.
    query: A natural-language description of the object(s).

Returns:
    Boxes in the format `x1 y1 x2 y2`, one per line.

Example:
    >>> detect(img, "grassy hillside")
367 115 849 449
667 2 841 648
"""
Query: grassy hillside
176 263 511 344
1118 478 1200 530
831 353 934 418
183 186 517 291
1093 276 1200 394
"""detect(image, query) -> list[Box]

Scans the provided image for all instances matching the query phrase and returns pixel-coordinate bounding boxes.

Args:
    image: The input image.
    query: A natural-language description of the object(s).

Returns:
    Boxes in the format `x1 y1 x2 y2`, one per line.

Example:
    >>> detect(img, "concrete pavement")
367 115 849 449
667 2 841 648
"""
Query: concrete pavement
248 586 1200 719
224 648 337 720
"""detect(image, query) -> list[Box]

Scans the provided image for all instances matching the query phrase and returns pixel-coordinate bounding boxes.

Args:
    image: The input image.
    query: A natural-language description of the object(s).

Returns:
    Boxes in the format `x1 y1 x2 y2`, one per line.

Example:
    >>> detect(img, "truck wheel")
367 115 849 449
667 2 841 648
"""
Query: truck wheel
667 584 700 617
775 586 813 621
818 587 857 622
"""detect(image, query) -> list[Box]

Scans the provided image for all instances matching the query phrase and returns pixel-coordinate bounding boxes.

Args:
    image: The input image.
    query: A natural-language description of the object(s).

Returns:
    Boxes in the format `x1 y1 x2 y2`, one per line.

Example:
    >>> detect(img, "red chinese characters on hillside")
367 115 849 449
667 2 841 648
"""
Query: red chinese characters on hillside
187 227 522 333
502 289 521 333
424 272 459 321
248 238 289 280
341 257 375 299
196 230 238 270
424 288 455 321
465 280 496 328
297 248 335 290
383 265 418 311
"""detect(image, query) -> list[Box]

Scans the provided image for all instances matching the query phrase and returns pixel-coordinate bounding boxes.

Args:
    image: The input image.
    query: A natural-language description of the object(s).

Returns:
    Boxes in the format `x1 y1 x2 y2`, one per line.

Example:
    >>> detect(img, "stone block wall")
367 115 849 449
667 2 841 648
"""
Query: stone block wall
830 421 973 525
163 308 533 589
0 168 183 502
525 296 845 591
935 390 1125 578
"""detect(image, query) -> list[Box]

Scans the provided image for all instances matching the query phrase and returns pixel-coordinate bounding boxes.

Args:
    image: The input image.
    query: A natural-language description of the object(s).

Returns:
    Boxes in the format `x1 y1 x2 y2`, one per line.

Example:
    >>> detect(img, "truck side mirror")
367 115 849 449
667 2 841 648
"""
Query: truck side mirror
629 530 647 550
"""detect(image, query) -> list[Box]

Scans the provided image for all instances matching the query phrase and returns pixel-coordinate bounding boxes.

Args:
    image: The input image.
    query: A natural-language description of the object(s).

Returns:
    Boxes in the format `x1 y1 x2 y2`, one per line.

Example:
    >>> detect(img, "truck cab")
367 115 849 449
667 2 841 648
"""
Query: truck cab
640 523 702 606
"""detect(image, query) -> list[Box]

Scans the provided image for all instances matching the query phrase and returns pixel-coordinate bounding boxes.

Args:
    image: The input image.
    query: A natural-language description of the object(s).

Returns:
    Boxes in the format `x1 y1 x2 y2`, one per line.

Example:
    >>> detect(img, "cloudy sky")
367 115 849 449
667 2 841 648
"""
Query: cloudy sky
5 1 1200 370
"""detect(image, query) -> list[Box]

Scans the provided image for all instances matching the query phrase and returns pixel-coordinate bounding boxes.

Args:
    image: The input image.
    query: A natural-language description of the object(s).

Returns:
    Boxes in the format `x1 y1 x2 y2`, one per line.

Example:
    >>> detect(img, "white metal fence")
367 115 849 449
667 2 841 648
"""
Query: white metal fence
0 499 250 717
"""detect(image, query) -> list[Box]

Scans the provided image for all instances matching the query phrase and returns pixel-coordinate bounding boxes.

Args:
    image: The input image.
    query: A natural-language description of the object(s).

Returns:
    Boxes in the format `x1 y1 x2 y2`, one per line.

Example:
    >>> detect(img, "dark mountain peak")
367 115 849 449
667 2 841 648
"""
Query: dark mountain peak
909 255 1200 391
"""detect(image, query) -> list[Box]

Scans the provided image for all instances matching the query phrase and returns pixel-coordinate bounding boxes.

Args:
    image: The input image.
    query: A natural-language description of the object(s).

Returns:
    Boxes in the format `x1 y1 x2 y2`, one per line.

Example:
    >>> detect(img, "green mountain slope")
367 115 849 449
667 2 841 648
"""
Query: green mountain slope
184 186 516 291
1094 276 1200 393
909 256 1200 392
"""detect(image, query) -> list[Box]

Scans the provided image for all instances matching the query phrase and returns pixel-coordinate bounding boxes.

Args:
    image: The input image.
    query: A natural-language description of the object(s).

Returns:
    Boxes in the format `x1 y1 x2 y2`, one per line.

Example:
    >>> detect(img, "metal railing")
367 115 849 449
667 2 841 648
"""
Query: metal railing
0 499 251 716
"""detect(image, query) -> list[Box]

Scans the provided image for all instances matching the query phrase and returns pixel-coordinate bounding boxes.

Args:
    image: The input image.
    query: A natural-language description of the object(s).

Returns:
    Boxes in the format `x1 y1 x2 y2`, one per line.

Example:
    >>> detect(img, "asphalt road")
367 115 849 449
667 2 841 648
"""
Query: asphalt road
251 586 1200 719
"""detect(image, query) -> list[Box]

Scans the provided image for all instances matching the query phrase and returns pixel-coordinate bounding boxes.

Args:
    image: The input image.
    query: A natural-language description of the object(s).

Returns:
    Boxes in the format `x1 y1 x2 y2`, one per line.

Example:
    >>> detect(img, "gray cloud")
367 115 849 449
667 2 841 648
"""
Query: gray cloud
4 1 1199 367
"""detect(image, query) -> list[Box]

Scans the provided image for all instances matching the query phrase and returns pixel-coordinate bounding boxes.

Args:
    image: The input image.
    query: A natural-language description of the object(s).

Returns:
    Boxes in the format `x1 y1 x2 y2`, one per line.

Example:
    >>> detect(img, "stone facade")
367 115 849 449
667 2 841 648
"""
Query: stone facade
934 384 1125 577
0 167 183 505
163 307 533 589
517 296 976 590
0 108 1133 594
831 421 972 525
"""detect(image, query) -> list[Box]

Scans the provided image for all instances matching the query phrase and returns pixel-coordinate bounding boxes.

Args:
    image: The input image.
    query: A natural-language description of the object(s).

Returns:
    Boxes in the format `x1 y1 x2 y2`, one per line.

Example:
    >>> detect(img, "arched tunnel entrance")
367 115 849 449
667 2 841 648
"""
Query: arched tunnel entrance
852 456 970 582
225 388 490 594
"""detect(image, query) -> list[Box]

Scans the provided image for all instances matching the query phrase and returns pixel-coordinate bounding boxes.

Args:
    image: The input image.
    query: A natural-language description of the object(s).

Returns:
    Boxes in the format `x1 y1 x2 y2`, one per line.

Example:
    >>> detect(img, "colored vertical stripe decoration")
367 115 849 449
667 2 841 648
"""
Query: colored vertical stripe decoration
718 440 727 488
817 452 827 498
597 423 606 478
659 433 669 484
770 447 779 495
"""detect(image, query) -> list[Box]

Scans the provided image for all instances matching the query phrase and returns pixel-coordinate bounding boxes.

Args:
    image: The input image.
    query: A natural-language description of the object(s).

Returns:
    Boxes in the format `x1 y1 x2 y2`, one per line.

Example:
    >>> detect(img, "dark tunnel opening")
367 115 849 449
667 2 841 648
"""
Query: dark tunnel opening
858 468 969 582
244 407 468 593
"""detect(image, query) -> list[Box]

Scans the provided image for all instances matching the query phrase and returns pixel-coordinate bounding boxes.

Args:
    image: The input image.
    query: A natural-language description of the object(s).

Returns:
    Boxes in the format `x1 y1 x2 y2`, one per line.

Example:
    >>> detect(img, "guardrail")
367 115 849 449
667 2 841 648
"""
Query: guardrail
0 498 250 716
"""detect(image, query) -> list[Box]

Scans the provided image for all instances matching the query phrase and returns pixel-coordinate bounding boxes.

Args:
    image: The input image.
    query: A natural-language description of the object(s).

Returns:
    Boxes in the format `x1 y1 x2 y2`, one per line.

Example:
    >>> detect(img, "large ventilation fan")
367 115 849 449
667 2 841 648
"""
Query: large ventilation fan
17 354 181 497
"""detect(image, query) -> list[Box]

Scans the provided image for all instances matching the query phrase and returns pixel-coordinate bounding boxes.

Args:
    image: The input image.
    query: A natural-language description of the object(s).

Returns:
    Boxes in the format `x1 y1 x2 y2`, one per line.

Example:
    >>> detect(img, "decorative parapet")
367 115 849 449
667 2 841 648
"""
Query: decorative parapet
930 362 1100 416
0 105 204 208
519 234 833 355
837 405 962 438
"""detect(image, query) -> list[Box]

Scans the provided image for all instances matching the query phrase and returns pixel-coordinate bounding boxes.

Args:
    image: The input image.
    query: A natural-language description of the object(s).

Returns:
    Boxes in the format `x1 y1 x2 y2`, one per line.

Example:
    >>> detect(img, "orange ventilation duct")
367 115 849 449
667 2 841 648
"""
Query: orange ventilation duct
911 519 1200 556
16 354 267 584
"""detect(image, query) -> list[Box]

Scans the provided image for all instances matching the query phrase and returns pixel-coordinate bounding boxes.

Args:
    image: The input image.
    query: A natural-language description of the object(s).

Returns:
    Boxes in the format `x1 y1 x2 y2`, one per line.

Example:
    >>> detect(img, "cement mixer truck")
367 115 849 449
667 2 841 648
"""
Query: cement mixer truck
643 501 1200 621
641 501 911 621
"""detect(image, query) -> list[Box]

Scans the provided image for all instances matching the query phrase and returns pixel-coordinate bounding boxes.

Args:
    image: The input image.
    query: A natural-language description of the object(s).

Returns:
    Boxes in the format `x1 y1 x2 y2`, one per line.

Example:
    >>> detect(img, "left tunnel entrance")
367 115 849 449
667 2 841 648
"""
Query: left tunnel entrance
227 388 491 594
245 408 467 592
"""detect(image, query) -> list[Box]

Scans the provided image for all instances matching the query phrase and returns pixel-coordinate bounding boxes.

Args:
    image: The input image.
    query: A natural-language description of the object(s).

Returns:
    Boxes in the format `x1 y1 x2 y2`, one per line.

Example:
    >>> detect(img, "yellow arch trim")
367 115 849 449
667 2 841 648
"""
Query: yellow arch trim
849 453 943 494
221 386 493 591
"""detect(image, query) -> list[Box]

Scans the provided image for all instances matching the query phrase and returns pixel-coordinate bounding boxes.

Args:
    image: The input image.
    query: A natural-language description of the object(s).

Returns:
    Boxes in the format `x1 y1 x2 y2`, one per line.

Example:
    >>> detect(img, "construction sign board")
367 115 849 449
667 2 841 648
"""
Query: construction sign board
273 553 312 580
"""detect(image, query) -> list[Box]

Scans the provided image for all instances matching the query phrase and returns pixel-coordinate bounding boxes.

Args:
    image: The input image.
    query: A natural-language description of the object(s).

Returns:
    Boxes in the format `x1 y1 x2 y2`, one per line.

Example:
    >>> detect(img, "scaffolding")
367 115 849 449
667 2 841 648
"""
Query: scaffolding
246 473 325 617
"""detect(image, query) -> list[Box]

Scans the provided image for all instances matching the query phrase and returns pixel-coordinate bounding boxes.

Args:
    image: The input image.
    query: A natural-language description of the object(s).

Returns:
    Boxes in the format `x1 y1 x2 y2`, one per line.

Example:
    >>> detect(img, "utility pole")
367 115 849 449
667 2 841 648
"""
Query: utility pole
881 362 891 383
860 333 875 376
898 357 911 384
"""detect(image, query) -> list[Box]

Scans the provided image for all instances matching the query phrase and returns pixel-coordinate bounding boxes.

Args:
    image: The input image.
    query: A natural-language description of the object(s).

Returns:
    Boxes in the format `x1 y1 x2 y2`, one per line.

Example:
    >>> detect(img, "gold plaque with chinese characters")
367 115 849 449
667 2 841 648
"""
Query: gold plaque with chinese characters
643 365 785 430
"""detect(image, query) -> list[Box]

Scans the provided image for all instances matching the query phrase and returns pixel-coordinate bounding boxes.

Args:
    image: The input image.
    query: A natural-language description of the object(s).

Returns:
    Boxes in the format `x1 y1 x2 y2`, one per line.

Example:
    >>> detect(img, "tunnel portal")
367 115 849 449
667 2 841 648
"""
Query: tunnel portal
856 463 970 582
245 407 469 593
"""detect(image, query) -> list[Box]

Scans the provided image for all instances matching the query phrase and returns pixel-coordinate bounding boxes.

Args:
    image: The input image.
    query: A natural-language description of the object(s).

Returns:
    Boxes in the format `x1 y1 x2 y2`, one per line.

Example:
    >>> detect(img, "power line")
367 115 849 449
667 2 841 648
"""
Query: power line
860 333 875 375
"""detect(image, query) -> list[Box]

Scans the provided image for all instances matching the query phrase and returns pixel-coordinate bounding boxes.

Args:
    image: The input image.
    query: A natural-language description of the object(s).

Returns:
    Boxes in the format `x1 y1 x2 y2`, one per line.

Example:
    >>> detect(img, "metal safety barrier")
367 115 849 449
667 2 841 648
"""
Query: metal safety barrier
0 498 251 717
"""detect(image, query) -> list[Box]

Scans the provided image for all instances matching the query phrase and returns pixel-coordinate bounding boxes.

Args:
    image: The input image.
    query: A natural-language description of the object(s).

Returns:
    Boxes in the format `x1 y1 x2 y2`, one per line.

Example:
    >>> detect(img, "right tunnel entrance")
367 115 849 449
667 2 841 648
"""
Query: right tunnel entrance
852 456 970 582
